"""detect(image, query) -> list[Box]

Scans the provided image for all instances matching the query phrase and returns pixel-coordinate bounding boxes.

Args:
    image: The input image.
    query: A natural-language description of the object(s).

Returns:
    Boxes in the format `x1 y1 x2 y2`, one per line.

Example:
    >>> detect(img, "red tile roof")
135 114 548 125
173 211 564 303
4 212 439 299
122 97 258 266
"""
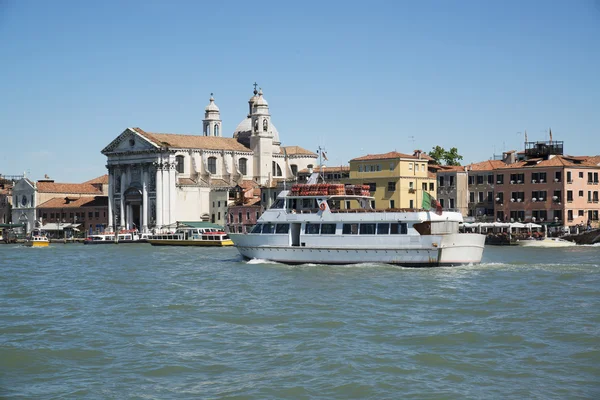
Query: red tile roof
37 196 108 208
83 174 109 184
240 180 260 190
132 127 252 152
496 155 600 170
280 146 318 156
467 160 507 171
36 182 103 194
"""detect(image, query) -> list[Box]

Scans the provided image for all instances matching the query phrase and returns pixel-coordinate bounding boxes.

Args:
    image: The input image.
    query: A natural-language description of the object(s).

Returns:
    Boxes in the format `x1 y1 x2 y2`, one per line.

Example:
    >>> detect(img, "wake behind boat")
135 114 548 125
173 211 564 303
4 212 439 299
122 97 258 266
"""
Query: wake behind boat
229 184 485 267
517 237 577 248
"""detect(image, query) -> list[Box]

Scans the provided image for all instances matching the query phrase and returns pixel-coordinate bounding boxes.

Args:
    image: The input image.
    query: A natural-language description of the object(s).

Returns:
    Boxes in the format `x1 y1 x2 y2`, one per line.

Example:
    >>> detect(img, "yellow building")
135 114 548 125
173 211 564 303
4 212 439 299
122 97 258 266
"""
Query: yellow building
344 151 436 209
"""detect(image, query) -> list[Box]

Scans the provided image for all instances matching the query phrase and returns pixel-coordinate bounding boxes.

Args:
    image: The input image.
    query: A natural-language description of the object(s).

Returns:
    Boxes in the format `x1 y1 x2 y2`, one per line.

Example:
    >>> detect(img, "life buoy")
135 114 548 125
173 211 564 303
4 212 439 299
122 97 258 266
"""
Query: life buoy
319 202 327 211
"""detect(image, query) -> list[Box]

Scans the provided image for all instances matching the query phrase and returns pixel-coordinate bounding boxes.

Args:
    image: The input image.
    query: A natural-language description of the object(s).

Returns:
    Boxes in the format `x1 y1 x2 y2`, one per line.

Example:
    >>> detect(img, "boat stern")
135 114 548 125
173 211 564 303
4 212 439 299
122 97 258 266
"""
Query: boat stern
438 233 485 265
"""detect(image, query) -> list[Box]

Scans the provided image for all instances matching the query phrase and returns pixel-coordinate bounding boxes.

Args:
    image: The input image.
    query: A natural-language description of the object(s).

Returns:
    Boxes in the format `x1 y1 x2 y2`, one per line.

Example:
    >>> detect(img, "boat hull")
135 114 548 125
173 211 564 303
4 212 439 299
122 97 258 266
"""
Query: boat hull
230 233 484 267
147 239 234 247
25 241 49 248
83 240 142 245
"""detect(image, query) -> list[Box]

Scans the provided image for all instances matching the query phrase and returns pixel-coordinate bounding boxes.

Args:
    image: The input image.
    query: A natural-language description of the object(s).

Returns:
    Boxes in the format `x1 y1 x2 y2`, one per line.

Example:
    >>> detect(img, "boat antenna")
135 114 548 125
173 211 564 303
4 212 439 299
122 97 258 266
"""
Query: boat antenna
316 145 327 183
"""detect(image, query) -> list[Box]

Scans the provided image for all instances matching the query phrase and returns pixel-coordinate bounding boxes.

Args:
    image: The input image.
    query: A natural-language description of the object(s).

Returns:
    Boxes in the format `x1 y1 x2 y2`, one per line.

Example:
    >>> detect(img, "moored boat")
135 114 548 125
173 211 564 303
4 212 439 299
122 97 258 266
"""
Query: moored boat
229 183 485 267
147 222 233 247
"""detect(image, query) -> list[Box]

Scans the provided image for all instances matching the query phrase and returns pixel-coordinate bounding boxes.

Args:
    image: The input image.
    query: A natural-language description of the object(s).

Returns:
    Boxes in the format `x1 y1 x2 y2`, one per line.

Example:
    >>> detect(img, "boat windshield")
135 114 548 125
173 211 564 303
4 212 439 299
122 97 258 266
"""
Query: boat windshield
271 199 285 209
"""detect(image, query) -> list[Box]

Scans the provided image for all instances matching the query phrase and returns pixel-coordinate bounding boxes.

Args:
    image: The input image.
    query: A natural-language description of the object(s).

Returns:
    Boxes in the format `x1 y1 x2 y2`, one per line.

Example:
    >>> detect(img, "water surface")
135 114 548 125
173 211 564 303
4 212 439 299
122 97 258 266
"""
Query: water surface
1 244 599 399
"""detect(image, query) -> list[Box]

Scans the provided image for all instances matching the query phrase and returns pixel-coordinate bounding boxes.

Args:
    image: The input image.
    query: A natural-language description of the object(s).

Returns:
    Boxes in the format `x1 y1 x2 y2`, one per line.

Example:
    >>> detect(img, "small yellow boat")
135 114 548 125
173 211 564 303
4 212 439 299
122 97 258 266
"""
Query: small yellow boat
25 229 50 248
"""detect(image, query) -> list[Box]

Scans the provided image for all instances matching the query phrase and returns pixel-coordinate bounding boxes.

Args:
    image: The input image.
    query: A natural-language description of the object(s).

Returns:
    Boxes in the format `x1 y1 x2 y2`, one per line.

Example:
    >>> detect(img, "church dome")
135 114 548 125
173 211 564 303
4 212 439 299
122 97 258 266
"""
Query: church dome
233 117 280 146
205 95 219 112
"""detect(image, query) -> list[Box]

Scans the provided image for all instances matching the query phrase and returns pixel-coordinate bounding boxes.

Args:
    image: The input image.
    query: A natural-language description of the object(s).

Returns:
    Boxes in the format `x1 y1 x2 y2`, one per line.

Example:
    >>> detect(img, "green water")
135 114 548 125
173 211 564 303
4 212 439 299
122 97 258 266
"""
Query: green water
1 244 599 399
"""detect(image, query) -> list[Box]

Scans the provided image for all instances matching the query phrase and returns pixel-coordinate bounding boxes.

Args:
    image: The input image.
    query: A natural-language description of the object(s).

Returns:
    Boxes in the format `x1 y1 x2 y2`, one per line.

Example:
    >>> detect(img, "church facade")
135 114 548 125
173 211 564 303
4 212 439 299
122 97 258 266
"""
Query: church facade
101 88 317 232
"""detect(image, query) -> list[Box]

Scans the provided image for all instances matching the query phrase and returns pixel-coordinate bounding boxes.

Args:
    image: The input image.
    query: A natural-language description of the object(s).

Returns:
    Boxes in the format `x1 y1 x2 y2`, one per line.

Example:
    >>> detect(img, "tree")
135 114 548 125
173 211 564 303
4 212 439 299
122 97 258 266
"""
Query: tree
428 146 463 166
443 147 463 166
428 146 446 165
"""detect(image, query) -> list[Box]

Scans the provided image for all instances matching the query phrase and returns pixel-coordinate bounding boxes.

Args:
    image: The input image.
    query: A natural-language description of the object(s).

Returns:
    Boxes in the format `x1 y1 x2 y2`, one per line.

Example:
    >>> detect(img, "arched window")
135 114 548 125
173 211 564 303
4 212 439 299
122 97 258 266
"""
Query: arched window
307 164 314 170
204 123 209 136
272 161 282 176
291 164 298 176
214 123 219 136
176 155 185 173
208 157 217 174
239 158 247 175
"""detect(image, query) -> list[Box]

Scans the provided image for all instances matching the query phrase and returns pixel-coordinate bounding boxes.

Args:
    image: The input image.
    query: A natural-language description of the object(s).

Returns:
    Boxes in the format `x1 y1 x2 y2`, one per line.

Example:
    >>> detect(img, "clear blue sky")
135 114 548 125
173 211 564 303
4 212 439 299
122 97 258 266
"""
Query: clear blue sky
1 0 599 182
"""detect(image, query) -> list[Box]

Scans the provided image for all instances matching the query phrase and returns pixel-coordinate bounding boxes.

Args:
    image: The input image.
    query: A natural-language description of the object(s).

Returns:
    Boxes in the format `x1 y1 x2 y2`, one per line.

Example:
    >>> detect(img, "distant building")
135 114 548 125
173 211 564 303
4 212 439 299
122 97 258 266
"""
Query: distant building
227 181 262 233
494 152 600 227
435 165 468 216
10 175 107 233
345 150 436 210
0 174 23 224
36 196 108 236
466 159 508 220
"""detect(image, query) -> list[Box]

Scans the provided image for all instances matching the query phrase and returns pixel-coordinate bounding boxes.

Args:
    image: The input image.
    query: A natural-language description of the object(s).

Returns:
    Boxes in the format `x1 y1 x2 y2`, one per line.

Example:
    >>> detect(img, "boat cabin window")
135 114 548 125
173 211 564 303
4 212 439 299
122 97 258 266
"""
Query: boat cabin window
251 224 262 233
377 223 389 235
305 223 320 234
262 223 275 234
271 198 285 209
321 224 336 234
275 224 289 234
342 223 359 235
301 198 318 210
202 235 209 240
359 223 376 235
390 223 408 234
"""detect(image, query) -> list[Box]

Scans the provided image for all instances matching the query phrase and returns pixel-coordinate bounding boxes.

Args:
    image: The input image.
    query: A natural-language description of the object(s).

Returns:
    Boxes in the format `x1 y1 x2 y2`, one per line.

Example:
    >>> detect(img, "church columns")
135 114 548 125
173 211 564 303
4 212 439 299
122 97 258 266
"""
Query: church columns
126 203 132 230
107 168 114 232
155 163 163 229
168 161 176 225
142 166 148 232
120 169 126 228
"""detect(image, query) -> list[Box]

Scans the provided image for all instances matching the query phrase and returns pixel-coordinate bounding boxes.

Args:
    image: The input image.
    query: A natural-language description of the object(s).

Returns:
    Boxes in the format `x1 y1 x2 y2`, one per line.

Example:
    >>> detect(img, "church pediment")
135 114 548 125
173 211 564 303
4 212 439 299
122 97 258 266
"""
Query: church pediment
102 128 159 155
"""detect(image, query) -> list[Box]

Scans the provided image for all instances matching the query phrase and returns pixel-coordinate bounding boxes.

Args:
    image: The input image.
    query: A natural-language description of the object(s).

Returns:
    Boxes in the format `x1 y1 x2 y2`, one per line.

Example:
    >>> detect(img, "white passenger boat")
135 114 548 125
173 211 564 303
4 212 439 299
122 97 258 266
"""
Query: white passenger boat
83 230 149 245
230 184 485 267
147 223 233 247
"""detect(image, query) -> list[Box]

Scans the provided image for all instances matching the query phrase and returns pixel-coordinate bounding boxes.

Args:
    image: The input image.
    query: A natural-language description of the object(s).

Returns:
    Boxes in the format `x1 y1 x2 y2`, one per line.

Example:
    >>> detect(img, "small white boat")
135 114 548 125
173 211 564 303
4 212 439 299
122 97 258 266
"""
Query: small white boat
230 183 485 267
83 230 148 245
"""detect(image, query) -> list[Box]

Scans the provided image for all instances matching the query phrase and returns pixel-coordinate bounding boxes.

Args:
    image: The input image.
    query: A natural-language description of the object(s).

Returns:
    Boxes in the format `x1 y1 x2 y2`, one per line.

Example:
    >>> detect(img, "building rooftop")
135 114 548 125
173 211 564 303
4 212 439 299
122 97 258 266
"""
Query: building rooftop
83 174 109 185
36 181 103 195
37 196 108 208
132 127 253 152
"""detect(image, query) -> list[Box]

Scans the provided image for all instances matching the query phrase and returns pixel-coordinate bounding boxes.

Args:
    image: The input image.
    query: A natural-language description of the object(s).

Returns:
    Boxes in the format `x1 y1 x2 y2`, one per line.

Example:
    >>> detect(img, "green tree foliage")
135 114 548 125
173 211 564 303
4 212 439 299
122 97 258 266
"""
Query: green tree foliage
428 146 463 166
